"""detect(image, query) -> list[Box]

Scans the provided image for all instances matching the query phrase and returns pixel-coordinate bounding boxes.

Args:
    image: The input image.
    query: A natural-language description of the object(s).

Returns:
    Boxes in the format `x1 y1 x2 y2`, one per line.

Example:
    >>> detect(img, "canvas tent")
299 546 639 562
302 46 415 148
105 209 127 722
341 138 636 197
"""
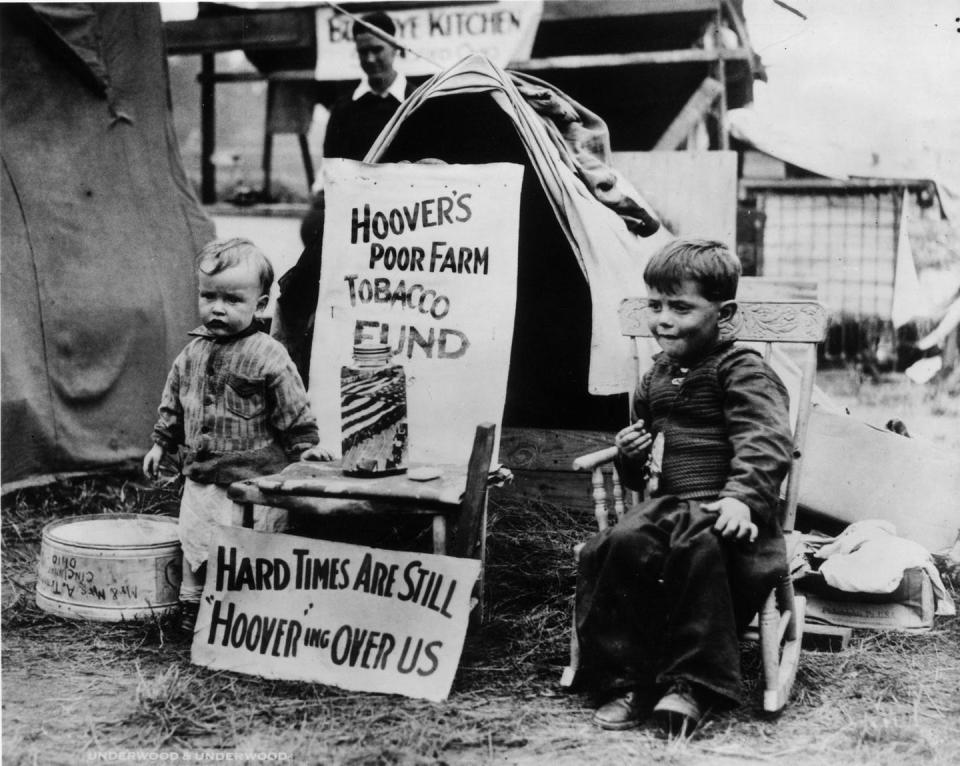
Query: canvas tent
362 54 671 436
1 3 215 484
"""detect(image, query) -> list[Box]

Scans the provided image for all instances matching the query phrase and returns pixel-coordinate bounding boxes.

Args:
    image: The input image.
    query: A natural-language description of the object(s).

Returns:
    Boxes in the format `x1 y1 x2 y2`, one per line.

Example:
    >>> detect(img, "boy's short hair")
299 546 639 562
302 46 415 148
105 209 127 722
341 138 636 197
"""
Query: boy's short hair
354 11 396 40
196 238 274 296
643 239 741 301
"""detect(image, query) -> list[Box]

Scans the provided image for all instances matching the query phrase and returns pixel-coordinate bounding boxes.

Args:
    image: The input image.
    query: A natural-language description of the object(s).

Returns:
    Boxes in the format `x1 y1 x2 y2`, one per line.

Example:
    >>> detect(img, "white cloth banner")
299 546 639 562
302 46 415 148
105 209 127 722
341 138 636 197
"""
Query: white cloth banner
309 159 522 466
191 527 481 701
315 2 542 79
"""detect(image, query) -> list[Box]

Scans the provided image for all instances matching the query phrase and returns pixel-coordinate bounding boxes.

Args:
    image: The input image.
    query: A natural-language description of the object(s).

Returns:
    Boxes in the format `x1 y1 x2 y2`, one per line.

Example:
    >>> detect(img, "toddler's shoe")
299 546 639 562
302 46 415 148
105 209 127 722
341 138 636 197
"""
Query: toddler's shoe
592 689 647 730
653 681 707 739
177 600 200 638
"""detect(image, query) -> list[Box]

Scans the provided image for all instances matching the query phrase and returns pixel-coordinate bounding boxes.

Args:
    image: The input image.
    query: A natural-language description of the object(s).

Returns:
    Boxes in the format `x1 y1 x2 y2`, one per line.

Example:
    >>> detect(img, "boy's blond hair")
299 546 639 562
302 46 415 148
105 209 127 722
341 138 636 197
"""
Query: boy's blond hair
196 238 274 296
643 239 741 302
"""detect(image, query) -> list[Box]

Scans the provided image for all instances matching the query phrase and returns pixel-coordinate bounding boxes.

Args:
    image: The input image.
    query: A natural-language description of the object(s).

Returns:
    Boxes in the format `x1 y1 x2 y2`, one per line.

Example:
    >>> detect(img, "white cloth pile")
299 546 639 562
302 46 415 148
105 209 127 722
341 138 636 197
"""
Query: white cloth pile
809 520 955 616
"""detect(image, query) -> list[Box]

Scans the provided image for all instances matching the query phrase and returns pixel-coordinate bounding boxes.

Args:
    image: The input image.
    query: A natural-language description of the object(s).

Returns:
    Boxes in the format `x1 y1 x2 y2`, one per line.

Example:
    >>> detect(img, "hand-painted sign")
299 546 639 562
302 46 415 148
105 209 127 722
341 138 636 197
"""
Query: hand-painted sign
315 1 542 79
309 159 522 467
191 526 481 701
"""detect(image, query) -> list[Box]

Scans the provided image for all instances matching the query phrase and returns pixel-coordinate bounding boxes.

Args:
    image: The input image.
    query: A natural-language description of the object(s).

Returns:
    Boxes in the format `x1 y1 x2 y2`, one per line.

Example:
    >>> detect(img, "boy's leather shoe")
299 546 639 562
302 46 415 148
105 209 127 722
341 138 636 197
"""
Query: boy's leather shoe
653 681 707 739
592 689 647 730
177 600 200 638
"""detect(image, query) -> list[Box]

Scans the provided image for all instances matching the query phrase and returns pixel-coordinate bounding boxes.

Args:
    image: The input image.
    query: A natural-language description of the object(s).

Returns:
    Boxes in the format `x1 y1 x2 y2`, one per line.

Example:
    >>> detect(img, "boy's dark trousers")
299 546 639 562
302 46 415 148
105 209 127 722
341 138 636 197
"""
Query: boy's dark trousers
575 495 784 706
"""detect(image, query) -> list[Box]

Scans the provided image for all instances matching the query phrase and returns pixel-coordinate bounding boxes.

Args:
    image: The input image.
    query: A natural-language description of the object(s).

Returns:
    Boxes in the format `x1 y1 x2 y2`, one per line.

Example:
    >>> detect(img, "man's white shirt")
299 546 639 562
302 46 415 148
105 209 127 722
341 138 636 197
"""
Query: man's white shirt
352 72 408 102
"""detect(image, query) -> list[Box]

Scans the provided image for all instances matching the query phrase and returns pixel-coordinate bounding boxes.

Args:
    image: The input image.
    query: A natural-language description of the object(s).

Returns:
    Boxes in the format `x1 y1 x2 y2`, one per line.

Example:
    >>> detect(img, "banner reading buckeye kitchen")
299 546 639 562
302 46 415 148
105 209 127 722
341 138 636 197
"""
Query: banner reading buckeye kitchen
316 2 542 79
309 160 522 466
192 527 480 701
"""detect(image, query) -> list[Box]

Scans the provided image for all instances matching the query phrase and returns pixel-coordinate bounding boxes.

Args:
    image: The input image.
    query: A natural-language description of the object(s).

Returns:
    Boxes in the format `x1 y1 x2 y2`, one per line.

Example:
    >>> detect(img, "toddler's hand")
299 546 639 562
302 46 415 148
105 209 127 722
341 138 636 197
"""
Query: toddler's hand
702 497 758 543
143 444 165 480
302 445 334 462
615 420 652 458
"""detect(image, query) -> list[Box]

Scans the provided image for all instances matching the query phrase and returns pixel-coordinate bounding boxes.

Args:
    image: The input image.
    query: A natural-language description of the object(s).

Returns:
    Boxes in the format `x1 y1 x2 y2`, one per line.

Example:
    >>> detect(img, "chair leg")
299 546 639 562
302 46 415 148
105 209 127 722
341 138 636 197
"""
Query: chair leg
477 497 487 623
432 515 446 555
466 502 488 625
560 601 581 688
773 583 805 713
560 545 584 688
760 578 806 713
759 588 780 710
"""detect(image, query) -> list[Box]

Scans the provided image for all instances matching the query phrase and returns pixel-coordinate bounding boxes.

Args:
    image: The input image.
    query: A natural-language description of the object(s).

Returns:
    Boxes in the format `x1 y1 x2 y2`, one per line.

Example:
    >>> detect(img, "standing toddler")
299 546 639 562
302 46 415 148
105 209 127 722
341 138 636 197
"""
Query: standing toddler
144 238 326 632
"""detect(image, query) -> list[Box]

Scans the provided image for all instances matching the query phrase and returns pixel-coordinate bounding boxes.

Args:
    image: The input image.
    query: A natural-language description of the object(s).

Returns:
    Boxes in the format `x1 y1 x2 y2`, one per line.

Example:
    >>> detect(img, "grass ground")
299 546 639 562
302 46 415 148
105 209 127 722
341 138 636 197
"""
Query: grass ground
2 372 959 766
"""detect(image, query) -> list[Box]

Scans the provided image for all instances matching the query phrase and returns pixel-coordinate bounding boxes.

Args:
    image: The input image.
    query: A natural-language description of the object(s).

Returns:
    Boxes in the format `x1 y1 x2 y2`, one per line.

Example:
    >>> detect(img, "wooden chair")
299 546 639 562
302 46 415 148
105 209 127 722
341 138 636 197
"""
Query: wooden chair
561 296 829 714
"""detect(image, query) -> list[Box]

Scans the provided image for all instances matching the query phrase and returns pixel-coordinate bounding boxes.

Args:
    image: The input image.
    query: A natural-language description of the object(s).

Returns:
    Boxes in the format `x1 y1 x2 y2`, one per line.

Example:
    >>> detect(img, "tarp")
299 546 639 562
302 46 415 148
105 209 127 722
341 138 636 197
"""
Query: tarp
1 3 215 483
367 54 672 397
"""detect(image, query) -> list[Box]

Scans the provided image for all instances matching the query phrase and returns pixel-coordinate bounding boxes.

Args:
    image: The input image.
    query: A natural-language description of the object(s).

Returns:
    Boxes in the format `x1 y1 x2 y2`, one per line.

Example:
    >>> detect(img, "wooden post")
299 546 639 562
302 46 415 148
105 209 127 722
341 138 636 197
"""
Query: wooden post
200 53 216 204
262 81 274 200
714 8 730 150
262 133 273 201
653 78 723 151
716 58 729 150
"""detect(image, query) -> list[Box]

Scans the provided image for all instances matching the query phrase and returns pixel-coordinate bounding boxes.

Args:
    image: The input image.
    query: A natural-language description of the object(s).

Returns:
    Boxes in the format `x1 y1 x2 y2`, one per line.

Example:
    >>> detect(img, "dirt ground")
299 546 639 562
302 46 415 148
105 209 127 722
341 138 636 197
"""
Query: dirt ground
3 371 959 766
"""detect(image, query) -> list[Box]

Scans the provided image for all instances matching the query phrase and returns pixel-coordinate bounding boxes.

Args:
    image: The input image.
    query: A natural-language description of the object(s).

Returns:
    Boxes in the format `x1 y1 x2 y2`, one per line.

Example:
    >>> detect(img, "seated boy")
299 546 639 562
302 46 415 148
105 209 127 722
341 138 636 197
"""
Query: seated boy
143 238 329 633
576 239 793 736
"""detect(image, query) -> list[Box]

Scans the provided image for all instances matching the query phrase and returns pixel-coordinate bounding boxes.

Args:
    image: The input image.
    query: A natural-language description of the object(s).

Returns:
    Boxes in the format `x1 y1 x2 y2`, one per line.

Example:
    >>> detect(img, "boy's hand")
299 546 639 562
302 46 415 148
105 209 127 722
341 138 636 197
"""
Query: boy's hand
302 445 334 462
702 497 758 543
615 420 652 458
143 444 165 480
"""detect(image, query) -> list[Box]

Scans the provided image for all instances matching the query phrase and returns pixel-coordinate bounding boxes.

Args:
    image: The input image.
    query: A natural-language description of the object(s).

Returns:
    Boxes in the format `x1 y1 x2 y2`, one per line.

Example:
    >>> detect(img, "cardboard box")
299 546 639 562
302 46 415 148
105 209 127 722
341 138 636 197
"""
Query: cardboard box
797 567 935 632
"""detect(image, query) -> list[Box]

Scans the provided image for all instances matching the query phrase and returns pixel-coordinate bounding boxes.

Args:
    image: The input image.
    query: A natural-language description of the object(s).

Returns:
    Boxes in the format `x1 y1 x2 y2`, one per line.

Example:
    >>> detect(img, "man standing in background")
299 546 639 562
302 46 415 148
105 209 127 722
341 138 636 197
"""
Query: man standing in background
322 11 416 161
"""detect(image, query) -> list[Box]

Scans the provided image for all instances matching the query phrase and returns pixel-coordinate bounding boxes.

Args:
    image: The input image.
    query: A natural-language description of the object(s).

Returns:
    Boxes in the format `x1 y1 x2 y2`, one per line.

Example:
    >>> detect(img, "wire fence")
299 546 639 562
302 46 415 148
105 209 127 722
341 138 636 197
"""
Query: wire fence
747 185 906 369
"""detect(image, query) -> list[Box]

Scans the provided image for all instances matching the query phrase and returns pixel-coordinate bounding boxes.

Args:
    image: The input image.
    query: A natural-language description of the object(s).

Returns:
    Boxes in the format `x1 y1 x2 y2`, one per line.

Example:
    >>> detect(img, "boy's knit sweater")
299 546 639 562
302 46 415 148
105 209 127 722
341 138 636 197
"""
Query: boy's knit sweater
617 341 793 525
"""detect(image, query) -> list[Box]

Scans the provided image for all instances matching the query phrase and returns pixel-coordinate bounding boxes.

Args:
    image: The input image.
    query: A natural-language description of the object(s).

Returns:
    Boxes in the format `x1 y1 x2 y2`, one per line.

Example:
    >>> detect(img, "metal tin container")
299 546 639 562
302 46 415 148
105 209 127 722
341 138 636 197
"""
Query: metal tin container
340 342 409 475
35 513 181 621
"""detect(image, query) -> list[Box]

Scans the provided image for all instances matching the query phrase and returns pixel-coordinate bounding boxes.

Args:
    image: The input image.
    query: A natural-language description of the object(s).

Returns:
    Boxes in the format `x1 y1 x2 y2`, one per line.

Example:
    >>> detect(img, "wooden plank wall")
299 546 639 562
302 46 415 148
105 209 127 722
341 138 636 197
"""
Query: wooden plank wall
612 151 738 247
653 78 724 151
498 427 618 511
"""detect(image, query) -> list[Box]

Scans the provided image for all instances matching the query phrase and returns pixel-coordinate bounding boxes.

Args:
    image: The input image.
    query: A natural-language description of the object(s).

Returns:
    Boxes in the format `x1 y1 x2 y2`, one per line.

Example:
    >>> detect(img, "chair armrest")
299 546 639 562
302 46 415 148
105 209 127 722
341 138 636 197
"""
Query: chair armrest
572 446 619 472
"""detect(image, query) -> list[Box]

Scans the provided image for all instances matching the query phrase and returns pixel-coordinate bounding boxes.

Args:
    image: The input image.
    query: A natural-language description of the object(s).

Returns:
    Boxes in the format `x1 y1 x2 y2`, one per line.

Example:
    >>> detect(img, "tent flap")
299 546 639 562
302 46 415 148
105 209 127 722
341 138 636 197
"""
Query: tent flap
25 3 111 96
1 3 215 483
